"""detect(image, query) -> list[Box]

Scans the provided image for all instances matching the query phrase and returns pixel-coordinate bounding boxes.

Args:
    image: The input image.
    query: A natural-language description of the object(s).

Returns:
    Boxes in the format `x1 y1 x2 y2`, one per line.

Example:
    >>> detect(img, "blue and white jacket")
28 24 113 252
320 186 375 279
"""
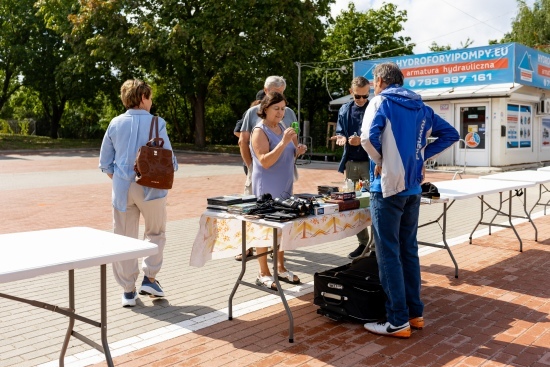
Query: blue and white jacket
361 85 459 198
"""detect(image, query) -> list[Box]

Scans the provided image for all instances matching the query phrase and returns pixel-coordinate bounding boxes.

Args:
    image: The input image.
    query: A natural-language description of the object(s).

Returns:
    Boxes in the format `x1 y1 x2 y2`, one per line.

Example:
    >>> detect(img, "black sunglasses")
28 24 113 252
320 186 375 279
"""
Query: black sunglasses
354 94 369 99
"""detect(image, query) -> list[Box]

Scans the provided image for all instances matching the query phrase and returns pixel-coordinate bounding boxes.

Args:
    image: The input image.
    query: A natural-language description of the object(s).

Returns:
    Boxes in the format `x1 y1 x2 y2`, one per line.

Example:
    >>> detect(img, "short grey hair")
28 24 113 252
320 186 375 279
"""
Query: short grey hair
373 62 404 86
264 75 286 90
351 76 369 89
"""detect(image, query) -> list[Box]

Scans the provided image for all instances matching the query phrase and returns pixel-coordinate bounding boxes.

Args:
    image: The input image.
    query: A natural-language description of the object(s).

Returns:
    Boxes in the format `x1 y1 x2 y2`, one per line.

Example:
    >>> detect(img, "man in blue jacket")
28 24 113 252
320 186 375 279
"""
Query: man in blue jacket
335 76 373 259
361 62 459 338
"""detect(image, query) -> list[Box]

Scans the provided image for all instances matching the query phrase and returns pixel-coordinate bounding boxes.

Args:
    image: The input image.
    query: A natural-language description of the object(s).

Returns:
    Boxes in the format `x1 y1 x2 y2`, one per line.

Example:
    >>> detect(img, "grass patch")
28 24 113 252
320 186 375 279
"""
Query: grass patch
0 134 102 150
0 134 241 154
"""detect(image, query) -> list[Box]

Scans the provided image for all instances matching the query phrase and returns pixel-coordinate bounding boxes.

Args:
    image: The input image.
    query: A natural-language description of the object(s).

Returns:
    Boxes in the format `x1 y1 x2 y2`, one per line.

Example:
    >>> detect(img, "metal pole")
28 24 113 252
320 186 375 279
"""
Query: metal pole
296 62 301 124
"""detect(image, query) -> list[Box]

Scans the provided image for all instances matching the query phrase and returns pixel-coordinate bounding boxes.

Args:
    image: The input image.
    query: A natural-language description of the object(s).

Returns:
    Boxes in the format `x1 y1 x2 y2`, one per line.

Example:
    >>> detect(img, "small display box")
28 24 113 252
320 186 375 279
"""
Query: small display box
313 203 339 215
330 191 356 201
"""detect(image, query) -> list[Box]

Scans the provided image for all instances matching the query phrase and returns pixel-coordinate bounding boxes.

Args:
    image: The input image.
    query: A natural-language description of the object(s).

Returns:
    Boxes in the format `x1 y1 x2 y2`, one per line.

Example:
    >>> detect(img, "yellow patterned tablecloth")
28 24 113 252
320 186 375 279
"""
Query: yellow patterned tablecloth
190 208 371 267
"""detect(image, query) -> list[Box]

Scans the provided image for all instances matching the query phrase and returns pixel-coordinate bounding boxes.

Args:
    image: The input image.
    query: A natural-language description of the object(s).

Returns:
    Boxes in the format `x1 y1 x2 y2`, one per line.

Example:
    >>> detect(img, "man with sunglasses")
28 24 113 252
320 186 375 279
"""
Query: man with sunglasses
335 76 374 259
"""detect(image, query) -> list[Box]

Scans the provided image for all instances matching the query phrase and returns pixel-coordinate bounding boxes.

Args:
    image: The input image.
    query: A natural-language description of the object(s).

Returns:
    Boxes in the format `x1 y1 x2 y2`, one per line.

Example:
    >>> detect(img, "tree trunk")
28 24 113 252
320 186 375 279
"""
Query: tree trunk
190 92 206 148
48 99 66 139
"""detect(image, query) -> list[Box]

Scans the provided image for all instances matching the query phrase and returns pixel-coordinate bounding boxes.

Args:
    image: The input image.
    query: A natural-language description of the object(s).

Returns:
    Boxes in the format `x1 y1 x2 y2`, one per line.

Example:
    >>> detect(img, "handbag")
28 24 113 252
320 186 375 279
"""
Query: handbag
133 116 174 189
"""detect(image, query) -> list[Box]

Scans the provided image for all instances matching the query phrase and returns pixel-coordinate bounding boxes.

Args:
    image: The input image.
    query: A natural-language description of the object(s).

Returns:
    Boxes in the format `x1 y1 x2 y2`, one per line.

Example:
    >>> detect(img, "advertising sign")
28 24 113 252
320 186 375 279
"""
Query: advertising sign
507 104 532 148
354 43 550 91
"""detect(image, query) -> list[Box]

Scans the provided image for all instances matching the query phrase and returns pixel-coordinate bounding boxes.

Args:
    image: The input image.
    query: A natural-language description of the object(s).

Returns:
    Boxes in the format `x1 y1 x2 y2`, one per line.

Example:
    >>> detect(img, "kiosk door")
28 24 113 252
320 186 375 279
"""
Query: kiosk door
455 104 490 166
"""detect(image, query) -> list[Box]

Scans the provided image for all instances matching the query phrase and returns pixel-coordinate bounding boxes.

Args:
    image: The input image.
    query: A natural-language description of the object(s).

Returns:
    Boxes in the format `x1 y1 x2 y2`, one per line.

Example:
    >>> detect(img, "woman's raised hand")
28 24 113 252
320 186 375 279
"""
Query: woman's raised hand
282 127 296 145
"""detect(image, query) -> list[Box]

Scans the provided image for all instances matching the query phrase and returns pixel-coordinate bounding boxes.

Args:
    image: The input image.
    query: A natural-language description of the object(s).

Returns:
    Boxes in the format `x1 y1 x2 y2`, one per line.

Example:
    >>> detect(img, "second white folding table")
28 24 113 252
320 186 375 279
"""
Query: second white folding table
480 170 550 240
432 178 537 253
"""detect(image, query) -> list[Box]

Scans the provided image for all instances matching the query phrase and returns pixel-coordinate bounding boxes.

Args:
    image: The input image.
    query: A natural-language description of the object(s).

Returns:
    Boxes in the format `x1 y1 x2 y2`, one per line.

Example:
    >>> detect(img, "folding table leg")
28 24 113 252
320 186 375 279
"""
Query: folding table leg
59 267 114 367
228 220 248 320
506 191 522 252
59 270 75 367
100 265 114 367
270 228 294 343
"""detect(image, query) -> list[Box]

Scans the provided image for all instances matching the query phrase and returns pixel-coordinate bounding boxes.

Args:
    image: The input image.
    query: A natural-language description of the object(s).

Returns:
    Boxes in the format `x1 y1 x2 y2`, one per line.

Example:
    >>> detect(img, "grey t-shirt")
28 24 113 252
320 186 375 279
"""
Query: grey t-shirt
240 105 297 133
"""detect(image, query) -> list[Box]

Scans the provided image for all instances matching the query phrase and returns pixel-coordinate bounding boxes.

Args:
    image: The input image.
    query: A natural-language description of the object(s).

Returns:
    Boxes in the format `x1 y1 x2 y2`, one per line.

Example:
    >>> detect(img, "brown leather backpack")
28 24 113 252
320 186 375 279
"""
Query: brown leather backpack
134 116 174 189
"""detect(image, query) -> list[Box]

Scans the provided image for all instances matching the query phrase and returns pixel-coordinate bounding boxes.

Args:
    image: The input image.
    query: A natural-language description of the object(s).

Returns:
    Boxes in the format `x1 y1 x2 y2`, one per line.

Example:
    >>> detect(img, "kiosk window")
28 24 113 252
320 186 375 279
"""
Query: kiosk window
507 104 532 149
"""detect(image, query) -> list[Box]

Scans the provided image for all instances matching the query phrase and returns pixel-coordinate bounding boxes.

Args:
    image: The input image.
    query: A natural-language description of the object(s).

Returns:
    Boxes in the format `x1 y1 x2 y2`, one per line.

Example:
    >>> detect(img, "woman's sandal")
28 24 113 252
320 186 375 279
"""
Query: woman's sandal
234 248 253 261
256 275 277 290
277 270 300 284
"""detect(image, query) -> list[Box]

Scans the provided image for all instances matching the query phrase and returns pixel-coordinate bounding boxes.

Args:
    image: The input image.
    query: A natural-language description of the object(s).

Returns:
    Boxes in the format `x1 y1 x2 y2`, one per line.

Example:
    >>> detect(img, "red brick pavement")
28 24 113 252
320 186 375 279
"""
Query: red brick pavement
3 150 549 366
86 222 550 367
0 150 469 235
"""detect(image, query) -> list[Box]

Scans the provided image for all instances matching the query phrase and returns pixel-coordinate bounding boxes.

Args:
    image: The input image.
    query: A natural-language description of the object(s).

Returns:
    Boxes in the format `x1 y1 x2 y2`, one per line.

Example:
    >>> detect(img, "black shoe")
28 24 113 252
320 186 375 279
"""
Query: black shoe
348 244 366 259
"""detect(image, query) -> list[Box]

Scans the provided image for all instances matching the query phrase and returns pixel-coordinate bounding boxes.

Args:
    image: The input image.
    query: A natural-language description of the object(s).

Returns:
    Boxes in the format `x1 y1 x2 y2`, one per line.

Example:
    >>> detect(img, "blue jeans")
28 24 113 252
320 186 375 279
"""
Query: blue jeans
370 192 424 326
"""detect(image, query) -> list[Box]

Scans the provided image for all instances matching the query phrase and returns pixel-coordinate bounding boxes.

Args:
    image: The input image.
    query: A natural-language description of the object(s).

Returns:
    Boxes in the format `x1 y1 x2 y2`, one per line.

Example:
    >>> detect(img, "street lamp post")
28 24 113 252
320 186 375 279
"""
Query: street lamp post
324 66 348 100
295 62 317 125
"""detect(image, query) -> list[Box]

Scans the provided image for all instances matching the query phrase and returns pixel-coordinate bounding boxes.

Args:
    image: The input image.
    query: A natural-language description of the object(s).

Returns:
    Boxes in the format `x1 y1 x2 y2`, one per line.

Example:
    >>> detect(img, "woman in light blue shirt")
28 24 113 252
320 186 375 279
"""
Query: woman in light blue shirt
99 79 178 307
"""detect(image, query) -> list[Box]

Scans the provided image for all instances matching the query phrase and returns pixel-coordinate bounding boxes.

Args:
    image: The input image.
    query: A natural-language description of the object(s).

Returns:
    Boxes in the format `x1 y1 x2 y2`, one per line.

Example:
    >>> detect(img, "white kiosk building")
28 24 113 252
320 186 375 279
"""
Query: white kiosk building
352 43 550 168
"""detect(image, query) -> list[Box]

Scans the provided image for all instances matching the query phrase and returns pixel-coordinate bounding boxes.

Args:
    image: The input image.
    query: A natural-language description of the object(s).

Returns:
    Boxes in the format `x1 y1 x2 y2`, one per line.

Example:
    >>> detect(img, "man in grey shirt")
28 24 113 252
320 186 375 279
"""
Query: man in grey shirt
238 75 298 195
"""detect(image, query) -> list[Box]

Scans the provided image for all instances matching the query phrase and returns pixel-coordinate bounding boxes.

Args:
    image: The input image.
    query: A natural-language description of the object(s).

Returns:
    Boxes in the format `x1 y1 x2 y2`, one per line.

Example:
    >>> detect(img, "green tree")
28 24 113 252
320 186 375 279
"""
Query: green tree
429 42 452 52
20 0 119 139
70 0 333 147
0 0 36 113
320 2 412 99
504 0 550 52
428 38 473 52
300 2 413 146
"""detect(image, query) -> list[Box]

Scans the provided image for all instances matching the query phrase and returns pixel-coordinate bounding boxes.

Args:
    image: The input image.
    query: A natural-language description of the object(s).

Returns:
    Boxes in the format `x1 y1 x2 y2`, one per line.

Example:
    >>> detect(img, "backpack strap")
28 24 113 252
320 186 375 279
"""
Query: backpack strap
147 116 163 147
148 116 159 140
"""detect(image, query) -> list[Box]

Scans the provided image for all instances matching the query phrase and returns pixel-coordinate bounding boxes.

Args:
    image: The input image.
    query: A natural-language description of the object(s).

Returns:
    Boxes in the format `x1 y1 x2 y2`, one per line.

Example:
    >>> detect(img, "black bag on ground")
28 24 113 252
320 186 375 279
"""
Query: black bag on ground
313 256 386 323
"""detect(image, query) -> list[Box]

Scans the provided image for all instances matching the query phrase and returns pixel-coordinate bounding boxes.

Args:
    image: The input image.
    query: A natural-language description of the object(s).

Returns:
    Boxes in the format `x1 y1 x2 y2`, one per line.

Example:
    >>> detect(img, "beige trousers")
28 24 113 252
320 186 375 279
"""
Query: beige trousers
113 182 167 292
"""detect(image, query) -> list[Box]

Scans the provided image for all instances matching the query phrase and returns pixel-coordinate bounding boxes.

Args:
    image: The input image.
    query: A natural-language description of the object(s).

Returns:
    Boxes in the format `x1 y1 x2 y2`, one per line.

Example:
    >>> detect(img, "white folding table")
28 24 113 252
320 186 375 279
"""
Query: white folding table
433 178 536 252
480 170 550 240
190 208 371 343
0 227 158 367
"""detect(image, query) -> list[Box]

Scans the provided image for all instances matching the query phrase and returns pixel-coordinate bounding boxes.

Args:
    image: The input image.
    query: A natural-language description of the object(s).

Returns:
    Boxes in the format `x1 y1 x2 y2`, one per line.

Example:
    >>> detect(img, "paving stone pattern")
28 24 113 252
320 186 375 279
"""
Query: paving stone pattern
0 150 549 367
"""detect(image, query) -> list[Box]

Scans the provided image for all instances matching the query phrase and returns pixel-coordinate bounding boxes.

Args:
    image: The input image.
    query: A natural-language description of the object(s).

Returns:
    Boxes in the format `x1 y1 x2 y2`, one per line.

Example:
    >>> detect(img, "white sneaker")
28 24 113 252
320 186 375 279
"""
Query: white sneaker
364 321 411 338
121 291 138 307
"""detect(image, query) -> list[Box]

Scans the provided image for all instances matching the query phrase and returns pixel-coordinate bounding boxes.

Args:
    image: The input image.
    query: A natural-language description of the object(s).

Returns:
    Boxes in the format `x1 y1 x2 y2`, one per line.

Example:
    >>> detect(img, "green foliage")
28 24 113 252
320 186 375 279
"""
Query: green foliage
69 0 334 147
205 101 239 145
0 0 417 154
0 119 11 134
504 0 550 52
0 0 36 111
429 42 452 52
18 119 30 135
298 2 412 152
2 87 42 120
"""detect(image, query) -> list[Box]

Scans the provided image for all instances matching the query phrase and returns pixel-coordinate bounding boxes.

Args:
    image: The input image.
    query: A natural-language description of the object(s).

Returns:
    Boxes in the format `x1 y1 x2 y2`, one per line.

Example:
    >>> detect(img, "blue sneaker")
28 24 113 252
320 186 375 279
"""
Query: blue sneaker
121 290 137 307
139 276 165 297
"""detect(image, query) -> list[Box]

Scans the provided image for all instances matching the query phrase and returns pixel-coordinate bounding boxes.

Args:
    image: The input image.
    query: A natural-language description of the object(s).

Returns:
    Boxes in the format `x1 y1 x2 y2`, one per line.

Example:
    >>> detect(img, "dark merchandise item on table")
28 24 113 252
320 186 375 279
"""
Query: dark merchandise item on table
330 191 356 200
325 198 360 211
318 185 340 196
421 182 440 199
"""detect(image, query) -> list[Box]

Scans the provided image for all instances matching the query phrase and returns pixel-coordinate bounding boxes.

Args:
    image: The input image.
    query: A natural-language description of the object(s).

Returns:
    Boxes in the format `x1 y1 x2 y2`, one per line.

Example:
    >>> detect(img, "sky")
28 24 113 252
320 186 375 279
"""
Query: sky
330 0 536 55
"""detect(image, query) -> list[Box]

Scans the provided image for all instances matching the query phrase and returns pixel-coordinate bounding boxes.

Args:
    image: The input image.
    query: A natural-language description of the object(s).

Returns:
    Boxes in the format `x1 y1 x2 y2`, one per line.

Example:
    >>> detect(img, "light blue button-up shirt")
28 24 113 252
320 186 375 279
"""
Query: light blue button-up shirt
99 109 178 212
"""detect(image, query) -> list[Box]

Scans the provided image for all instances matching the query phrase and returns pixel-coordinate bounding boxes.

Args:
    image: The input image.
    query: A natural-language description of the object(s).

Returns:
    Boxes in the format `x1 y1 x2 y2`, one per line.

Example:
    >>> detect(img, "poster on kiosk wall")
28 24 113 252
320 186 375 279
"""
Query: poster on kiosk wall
542 118 550 148
507 104 532 148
